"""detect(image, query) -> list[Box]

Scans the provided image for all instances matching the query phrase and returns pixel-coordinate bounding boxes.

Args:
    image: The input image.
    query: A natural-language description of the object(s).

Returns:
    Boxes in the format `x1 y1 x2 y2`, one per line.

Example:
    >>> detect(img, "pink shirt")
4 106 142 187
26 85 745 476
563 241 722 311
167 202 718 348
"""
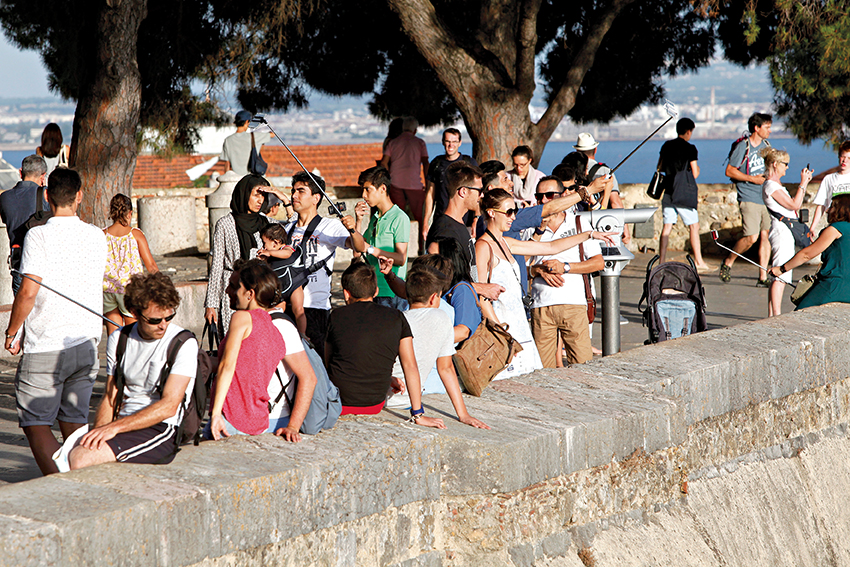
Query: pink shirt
221 309 286 434
385 132 428 190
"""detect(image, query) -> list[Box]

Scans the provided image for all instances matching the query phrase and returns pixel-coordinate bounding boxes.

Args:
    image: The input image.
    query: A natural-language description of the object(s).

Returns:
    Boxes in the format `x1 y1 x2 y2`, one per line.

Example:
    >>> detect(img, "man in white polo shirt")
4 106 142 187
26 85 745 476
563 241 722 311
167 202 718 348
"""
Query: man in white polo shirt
528 176 603 366
4 168 106 475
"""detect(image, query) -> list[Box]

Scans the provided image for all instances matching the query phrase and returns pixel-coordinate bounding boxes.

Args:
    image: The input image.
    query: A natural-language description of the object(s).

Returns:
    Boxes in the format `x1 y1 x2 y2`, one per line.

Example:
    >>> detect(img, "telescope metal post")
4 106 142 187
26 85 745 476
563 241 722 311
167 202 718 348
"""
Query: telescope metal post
600 271 621 356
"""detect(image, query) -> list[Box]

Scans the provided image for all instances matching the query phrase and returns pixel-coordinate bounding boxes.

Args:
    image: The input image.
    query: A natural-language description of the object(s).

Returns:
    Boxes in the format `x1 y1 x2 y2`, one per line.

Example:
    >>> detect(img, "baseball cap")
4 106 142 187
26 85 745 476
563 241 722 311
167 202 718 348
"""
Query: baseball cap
234 110 252 125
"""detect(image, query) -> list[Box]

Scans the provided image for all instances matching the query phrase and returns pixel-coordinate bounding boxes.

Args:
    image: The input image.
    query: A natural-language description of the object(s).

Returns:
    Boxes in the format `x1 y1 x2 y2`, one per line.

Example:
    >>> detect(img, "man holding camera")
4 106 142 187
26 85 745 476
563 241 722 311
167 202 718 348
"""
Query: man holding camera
275 171 368 350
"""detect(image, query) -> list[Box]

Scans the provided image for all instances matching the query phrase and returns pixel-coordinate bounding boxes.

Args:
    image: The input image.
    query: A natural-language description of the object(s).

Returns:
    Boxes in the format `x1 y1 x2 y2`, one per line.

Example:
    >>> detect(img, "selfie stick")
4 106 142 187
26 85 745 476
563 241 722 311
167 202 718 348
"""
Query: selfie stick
709 231 795 288
11 270 121 325
249 114 353 233
609 100 679 175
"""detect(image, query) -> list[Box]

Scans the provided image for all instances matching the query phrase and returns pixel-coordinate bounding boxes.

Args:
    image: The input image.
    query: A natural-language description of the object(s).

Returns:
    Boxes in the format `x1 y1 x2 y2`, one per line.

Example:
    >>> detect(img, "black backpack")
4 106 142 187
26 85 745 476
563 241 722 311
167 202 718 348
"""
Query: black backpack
112 323 216 453
10 187 52 271
268 215 333 302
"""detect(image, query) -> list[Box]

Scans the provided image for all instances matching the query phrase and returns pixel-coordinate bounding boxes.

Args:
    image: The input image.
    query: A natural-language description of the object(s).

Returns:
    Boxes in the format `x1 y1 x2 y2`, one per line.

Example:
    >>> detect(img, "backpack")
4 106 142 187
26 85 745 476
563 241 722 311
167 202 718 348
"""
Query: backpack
112 323 216 453
268 215 334 302
725 133 770 175
10 187 52 271
269 311 341 434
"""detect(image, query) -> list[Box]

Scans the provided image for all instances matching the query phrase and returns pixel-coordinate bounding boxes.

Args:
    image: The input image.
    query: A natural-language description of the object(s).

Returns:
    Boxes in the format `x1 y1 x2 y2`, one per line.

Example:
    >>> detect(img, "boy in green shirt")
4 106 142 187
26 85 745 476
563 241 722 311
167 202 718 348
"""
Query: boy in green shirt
354 166 410 310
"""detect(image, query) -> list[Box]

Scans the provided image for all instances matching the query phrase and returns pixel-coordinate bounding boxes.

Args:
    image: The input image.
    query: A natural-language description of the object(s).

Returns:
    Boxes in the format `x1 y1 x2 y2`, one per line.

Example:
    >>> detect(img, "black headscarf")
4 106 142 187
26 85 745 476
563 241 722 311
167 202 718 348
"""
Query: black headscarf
230 174 271 260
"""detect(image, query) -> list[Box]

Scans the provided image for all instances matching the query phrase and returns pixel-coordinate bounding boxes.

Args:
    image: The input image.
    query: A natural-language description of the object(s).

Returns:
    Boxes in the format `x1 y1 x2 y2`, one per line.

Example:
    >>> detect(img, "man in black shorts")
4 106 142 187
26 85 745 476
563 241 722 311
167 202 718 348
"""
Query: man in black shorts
67 273 198 468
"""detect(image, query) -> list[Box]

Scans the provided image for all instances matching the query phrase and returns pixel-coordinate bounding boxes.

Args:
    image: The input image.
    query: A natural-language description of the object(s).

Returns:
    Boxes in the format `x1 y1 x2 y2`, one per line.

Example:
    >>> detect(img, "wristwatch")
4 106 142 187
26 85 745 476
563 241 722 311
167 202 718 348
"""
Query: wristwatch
367 246 375 256
563 262 571 273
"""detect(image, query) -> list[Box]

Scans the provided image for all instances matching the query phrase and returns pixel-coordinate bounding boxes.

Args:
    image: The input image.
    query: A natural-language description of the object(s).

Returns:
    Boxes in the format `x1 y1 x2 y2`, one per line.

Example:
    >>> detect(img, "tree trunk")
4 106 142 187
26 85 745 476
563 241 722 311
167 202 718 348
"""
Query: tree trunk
70 0 147 226
387 0 635 170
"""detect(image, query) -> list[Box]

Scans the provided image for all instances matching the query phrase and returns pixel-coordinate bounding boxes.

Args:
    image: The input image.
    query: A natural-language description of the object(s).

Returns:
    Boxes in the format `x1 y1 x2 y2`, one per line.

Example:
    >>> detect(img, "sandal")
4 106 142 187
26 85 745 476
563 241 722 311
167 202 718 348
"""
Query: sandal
756 279 770 288
719 264 731 283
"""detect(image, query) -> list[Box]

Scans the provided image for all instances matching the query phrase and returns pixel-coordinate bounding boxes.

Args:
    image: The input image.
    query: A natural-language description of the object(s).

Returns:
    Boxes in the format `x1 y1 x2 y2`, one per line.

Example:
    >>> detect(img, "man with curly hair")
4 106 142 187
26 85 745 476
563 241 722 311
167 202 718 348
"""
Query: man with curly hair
67 272 198 469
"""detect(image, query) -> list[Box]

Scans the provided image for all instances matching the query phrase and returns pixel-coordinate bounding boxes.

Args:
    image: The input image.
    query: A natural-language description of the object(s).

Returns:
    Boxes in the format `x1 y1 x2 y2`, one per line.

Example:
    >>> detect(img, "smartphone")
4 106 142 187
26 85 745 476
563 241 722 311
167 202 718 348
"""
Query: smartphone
249 114 266 127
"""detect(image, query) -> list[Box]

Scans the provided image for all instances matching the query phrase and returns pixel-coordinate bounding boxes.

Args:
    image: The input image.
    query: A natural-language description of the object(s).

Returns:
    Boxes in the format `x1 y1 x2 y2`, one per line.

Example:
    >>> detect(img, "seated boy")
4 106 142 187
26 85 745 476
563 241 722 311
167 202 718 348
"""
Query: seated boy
325 263 444 428
388 266 489 429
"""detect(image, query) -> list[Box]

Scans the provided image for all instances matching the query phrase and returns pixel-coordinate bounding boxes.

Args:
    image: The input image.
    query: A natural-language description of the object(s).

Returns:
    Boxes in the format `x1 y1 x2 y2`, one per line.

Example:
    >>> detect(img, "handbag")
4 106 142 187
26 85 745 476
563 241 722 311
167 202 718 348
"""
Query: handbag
646 170 664 200
248 132 268 175
767 209 812 248
575 217 597 323
790 273 819 306
669 165 698 209
449 282 523 397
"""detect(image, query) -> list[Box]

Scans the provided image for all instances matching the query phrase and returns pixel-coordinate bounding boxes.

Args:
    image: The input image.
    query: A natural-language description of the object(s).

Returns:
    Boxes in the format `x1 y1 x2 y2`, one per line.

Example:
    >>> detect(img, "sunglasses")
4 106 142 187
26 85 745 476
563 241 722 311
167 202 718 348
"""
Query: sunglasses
139 311 177 325
461 185 483 194
535 191 563 200
489 207 518 218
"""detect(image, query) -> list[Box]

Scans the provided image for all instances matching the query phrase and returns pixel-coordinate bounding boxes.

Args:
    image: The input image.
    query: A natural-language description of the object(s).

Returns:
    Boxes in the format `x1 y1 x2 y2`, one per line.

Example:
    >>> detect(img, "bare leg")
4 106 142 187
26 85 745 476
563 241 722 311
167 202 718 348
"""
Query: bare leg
104 308 123 337
688 223 709 269
69 442 116 470
768 279 785 317
659 223 673 264
757 230 771 281
22 425 61 475
724 233 758 267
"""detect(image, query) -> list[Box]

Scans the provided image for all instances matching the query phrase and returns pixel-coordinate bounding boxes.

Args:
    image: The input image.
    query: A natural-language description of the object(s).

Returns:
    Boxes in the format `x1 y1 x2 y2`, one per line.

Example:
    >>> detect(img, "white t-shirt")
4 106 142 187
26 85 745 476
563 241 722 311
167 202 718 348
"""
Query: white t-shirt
529 211 601 309
283 215 351 310
106 324 198 427
220 131 271 177
391 308 455 383
19 216 106 353
813 172 850 209
763 180 797 218
266 309 306 420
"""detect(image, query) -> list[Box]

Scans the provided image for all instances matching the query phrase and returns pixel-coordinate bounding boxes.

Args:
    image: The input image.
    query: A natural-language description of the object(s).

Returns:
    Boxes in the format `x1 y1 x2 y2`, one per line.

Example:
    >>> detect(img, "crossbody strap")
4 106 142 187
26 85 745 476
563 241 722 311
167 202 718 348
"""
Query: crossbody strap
484 229 523 290
575 216 594 306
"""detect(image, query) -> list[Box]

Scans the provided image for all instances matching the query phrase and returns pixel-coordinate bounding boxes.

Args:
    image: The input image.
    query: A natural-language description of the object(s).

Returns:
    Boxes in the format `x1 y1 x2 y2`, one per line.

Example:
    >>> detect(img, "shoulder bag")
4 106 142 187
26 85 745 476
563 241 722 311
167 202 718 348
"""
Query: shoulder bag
669 162 698 209
767 208 812 248
575 216 597 323
248 132 268 175
450 280 523 396
646 168 664 200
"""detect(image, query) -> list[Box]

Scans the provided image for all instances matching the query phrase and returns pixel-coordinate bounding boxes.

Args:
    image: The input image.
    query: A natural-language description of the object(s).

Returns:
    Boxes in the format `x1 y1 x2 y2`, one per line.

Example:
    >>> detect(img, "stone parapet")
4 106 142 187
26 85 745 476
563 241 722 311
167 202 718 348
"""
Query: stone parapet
1 303 850 565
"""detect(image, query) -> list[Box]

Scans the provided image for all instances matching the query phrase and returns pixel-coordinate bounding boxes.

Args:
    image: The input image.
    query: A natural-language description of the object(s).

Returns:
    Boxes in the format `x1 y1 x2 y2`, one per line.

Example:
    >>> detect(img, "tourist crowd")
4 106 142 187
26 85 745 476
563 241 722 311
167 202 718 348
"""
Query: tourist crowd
2 112 849 476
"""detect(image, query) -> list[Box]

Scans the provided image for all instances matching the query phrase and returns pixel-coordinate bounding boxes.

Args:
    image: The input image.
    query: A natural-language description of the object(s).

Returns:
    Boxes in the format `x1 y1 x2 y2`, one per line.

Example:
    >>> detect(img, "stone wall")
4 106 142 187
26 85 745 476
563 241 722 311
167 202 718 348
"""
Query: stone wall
2 303 850 566
621 182 824 254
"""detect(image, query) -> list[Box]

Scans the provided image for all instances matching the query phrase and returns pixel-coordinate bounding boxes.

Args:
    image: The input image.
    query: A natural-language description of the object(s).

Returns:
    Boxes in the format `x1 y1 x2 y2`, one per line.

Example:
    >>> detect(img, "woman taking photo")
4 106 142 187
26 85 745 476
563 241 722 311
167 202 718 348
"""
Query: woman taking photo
205 174 271 335
768 194 850 310
760 148 813 316
205 259 286 440
475 189 615 378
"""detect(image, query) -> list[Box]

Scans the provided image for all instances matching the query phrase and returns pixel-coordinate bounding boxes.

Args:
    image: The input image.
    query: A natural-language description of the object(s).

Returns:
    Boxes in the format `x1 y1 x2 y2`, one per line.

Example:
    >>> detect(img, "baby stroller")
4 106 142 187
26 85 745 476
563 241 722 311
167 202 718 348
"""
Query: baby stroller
638 255 708 344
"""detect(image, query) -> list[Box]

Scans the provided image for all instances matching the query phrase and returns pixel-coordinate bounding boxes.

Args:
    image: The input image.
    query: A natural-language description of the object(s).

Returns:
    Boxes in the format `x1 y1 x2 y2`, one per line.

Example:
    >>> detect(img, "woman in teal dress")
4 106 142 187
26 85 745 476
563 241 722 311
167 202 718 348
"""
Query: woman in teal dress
768 194 850 309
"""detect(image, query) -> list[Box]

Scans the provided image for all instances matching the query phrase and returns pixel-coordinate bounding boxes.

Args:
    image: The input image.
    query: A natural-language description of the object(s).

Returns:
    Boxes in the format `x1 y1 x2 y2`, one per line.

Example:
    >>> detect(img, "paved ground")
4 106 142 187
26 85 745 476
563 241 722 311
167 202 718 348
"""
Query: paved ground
0 249 817 485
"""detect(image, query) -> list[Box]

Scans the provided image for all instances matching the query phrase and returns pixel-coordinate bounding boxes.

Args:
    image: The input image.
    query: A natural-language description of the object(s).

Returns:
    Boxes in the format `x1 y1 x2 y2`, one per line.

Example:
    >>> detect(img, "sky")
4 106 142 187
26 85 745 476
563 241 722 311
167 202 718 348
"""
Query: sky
0 36 58 99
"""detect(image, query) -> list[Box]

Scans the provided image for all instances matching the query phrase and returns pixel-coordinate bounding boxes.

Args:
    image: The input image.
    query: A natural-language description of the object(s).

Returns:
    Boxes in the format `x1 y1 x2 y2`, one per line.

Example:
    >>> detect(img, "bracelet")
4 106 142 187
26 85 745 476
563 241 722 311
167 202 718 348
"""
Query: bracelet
780 264 787 274
410 407 425 417
5 334 14 340
589 230 596 240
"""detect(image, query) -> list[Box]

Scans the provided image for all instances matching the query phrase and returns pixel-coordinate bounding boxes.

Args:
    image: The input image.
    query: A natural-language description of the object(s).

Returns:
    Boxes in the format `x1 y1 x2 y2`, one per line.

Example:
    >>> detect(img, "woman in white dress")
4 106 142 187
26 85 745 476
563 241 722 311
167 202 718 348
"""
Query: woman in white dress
760 147 813 317
475 189 615 378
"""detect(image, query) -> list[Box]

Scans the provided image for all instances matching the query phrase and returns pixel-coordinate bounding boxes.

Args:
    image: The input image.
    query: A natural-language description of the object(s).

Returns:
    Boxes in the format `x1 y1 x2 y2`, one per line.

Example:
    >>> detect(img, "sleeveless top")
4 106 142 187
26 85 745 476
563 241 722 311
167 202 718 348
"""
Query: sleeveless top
103 230 145 294
221 309 287 434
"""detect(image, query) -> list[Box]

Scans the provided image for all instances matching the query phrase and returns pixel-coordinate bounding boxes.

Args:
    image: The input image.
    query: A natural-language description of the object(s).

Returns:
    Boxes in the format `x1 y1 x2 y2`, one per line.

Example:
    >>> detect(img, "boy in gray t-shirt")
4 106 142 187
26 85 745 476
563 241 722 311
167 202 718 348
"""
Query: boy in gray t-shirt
388 266 489 429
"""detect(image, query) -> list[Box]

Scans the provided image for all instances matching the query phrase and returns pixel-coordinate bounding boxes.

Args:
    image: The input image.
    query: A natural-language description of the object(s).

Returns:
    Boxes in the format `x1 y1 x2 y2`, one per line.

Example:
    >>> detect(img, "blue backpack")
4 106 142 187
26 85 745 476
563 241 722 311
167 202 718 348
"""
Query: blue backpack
270 312 341 434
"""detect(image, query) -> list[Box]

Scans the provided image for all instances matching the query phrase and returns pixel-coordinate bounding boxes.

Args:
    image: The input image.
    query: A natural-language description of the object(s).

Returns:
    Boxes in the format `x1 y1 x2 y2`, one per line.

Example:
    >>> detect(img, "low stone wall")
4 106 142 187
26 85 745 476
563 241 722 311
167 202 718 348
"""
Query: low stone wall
620 182 824 254
2 303 850 566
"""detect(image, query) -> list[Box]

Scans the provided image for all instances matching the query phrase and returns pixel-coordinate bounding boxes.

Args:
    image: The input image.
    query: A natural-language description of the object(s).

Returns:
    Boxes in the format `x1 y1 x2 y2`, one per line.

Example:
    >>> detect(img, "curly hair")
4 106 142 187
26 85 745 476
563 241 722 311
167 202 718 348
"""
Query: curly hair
109 194 133 226
124 272 181 315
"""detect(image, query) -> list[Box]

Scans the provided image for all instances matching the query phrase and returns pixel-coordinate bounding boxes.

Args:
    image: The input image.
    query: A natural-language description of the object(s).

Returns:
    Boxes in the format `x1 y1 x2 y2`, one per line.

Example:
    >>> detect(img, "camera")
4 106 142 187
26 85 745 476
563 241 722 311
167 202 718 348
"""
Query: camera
328 202 347 215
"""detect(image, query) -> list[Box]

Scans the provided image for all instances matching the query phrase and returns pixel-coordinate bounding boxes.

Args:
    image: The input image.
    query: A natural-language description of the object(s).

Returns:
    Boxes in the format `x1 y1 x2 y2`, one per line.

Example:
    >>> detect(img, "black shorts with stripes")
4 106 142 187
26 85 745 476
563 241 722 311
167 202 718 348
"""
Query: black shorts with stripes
106 422 178 464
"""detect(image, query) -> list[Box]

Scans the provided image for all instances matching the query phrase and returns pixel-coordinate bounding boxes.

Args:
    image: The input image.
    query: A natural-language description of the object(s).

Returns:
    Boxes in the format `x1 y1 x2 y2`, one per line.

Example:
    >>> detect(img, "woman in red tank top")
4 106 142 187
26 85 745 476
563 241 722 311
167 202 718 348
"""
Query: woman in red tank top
206 259 286 439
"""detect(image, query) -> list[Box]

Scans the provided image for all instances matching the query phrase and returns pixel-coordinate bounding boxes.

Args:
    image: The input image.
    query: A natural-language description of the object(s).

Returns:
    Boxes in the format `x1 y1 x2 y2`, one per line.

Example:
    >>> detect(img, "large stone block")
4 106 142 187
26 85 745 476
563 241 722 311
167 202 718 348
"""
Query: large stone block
138 196 197 255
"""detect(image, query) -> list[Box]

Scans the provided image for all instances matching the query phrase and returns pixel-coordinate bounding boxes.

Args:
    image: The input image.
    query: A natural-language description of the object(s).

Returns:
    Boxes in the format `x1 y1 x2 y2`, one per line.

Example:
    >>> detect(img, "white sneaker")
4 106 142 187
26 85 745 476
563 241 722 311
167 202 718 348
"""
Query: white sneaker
52 424 89 473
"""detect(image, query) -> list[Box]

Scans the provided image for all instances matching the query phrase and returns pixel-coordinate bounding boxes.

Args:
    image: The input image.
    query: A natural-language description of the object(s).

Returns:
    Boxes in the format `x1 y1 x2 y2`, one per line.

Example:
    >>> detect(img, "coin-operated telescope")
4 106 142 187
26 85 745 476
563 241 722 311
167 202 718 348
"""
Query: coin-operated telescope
576 208 657 355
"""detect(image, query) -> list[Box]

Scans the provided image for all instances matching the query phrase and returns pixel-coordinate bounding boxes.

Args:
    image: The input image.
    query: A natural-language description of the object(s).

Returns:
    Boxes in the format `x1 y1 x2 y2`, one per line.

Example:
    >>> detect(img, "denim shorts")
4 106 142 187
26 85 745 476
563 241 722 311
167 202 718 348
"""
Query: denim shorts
15 339 99 427
662 194 699 226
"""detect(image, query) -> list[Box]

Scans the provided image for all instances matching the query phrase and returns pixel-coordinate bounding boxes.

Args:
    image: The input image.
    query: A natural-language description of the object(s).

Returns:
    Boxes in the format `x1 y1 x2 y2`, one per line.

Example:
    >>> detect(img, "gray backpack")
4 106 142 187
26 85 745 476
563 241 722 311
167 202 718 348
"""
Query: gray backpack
270 312 341 435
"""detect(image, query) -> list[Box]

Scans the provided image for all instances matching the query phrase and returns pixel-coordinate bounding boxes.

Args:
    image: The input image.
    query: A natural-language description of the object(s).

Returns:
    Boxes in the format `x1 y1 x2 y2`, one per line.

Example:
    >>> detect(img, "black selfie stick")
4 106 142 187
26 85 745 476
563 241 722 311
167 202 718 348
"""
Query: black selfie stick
11 270 121 325
249 114 353 233
609 100 679 175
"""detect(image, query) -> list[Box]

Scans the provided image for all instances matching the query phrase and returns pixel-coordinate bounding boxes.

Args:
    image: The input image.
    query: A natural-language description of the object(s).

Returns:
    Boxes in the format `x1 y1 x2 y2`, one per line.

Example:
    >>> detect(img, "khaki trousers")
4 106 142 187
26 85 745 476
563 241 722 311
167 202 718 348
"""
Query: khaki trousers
531 304 591 367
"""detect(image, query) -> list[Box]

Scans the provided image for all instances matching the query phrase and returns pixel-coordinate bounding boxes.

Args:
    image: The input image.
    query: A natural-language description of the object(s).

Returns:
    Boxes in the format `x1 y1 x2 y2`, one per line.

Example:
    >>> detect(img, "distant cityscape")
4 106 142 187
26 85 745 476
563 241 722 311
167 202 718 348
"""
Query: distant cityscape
0 59 786 153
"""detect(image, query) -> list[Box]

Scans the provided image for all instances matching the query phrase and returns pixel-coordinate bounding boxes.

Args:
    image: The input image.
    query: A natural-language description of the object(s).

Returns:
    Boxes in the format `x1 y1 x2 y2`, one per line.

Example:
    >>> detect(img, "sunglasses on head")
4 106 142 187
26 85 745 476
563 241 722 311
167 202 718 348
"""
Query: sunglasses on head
489 207 518 217
139 311 177 325
535 191 563 200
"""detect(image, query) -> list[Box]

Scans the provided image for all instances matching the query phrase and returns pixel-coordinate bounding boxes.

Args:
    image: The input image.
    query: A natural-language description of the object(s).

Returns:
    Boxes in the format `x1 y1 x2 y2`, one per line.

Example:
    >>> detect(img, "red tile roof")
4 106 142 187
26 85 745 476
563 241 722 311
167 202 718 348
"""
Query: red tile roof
132 143 383 190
